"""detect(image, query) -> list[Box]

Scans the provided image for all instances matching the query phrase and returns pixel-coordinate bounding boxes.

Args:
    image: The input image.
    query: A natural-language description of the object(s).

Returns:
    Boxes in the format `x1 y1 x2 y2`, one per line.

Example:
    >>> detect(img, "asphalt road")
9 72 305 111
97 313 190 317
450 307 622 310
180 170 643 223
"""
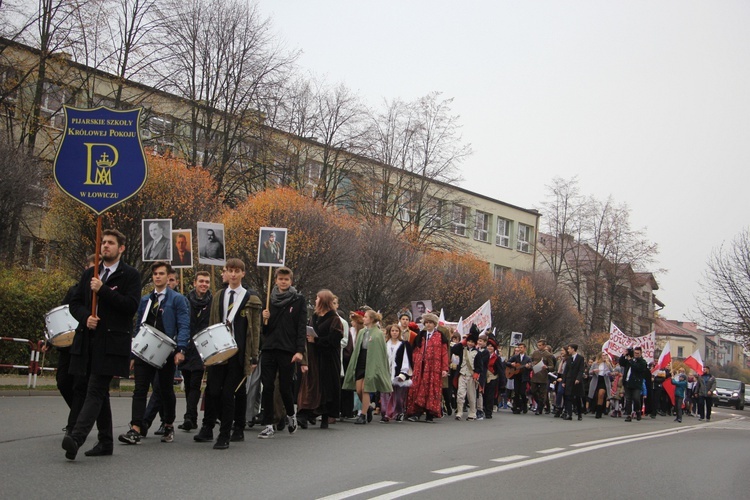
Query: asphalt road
0 396 748 499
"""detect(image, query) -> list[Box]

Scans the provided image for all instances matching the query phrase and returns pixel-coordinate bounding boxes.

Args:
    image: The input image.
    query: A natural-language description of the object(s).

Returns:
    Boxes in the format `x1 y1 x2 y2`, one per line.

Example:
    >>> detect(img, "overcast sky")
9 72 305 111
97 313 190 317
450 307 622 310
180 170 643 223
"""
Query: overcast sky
260 0 750 324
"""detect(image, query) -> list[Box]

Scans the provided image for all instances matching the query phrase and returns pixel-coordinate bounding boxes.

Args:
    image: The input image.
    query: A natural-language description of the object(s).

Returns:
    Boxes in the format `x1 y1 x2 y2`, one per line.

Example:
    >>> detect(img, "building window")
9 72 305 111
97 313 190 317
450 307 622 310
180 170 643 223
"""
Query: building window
474 211 490 242
451 204 468 237
398 189 414 222
517 223 532 253
677 346 684 358
425 199 443 229
494 265 510 280
304 161 322 197
40 81 69 129
496 217 511 247
371 186 384 216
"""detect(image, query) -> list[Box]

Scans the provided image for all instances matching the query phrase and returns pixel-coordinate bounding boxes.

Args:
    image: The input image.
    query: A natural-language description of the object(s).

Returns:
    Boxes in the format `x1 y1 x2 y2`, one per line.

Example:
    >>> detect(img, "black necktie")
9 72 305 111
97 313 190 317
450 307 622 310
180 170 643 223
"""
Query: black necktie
227 290 235 317
151 292 161 314
101 267 110 283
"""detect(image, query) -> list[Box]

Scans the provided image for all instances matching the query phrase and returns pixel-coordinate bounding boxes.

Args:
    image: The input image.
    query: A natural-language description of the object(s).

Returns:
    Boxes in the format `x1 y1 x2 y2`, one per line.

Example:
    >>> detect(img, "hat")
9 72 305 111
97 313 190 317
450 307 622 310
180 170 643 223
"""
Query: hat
487 338 498 349
422 313 439 325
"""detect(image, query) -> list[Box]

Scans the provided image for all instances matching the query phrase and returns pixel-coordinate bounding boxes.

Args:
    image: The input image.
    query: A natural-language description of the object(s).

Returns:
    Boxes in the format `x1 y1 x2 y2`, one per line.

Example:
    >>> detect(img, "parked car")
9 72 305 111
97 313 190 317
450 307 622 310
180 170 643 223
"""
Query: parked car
712 378 745 410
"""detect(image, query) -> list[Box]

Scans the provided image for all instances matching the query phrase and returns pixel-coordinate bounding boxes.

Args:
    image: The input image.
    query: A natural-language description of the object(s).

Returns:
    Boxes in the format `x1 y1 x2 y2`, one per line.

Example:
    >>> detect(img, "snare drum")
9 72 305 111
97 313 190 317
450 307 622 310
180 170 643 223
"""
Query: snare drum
44 305 78 347
193 323 237 366
131 324 177 368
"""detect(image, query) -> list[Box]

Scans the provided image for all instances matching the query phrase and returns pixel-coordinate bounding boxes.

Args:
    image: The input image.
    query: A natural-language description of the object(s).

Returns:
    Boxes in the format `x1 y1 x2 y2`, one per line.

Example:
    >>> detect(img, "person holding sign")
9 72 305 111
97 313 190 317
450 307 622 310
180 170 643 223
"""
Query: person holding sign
62 229 141 460
258 267 306 439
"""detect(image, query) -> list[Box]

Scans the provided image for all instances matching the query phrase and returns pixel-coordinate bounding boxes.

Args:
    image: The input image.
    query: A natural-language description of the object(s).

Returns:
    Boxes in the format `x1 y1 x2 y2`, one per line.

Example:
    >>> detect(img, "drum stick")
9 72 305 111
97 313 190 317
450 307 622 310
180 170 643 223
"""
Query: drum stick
235 375 247 393
264 267 273 325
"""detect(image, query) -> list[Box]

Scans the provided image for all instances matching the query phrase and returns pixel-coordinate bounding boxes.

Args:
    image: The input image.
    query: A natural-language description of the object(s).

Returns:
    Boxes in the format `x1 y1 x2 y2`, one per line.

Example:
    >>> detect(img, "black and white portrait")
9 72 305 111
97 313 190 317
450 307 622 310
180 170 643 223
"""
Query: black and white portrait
411 300 433 324
257 227 287 267
197 221 226 265
510 332 524 347
142 219 172 262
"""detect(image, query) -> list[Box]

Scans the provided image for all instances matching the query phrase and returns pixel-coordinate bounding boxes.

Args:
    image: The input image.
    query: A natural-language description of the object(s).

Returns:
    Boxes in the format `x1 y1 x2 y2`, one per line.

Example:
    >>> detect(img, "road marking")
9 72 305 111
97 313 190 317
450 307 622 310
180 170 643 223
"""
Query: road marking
537 447 565 454
491 455 529 463
432 465 478 475
368 426 701 500
316 481 400 500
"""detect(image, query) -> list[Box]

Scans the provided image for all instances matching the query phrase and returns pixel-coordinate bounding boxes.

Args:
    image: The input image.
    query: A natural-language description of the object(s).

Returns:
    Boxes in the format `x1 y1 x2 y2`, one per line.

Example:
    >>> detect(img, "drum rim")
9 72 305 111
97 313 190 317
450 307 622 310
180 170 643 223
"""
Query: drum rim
202 346 239 365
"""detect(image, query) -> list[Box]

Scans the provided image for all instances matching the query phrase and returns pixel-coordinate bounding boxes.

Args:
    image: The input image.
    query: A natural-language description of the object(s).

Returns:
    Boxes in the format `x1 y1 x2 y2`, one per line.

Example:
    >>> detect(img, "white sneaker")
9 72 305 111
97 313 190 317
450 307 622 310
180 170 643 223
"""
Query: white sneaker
287 414 298 434
258 425 275 439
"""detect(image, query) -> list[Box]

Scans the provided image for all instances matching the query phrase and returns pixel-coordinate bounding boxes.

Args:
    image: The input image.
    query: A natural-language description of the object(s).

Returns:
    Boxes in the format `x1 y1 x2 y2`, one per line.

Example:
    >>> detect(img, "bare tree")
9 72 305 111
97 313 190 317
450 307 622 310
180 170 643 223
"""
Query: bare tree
696 228 750 348
0 137 44 264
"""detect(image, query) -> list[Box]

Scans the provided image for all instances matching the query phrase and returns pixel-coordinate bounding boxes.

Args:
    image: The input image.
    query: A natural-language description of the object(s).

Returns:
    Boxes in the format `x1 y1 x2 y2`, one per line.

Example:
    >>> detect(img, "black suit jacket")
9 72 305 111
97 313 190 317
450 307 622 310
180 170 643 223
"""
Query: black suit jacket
68 261 141 377
563 353 585 396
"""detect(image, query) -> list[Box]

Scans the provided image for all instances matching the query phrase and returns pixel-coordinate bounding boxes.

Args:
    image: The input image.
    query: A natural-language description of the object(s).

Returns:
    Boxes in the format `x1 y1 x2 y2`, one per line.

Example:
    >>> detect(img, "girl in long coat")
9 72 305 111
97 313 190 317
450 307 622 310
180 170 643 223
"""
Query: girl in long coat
343 310 392 424
406 313 449 422
588 352 613 418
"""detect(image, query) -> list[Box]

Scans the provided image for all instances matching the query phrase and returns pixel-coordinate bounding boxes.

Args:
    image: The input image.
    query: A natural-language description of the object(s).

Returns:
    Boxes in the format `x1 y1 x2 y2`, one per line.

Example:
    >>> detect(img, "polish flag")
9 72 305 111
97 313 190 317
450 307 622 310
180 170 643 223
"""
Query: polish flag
653 342 672 373
684 350 704 375
662 377 676 406
438 308 446 326
456 317 464 335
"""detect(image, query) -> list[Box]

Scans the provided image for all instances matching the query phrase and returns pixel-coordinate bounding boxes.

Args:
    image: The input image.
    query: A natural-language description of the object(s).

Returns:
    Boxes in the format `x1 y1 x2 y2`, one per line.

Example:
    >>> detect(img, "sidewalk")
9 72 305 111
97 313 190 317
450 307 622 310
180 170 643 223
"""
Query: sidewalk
0 373 145 397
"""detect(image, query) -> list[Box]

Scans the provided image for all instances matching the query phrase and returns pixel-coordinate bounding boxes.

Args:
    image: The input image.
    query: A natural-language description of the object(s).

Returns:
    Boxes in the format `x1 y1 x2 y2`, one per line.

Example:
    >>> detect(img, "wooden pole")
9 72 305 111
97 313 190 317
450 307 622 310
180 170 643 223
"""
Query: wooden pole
264 267 273 325
179 268 184 295
91 216 103 317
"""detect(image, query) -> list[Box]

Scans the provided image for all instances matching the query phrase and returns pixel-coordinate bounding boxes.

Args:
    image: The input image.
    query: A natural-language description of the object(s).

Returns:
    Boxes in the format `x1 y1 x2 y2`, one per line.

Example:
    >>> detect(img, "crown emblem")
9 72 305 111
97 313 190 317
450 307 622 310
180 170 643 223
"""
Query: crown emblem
95 152 116 168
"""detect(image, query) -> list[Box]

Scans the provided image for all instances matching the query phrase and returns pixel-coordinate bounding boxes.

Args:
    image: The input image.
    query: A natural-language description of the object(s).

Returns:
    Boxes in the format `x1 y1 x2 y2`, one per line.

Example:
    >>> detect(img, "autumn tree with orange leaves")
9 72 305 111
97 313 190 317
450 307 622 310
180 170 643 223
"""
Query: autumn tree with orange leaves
46 153 219 281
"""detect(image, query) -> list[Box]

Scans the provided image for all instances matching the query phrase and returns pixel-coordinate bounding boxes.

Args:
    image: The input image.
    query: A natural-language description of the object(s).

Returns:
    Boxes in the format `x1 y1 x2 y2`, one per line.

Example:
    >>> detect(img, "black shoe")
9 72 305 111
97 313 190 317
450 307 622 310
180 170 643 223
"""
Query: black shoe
624 416 632 422
178 420 196 431
367 406 373 423
320 418 329 429
562 415 572 421
154 423 166 436
577 415 582 421
230 428 244 442
299 418 308 430
425 414 434 423
307 415 317 426
84 442 113 457
354 414 367 425
118 429 141 445
193 427 214 442
62 435 79 460
213 435 230 450
636 414 641 421
544 408 551 414
554 411 561 418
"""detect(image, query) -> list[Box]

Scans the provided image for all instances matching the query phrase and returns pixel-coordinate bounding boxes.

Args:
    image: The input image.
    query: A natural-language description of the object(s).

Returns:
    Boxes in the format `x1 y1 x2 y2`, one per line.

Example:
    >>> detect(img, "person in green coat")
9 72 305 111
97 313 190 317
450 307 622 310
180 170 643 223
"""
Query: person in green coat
343 310 393 424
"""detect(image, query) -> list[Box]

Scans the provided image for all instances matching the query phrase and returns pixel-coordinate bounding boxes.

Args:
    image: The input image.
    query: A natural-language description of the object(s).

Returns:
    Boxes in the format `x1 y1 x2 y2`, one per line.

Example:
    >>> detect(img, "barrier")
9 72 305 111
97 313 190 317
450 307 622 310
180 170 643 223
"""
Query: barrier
0 337 42 388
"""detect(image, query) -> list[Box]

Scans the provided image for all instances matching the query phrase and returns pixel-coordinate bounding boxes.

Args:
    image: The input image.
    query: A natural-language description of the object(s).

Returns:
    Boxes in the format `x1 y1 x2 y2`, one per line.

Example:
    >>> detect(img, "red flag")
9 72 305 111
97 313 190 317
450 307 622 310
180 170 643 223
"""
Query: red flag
684 349 704 375
653 342 671 373
662 378 676 406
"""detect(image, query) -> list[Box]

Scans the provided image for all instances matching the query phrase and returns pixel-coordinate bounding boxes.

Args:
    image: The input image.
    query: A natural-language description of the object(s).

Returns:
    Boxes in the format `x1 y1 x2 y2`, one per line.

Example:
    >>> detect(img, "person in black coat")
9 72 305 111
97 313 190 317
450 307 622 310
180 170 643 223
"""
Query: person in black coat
308 290 343 428
562 343 586 420
62 229 141 460
507 343 532 414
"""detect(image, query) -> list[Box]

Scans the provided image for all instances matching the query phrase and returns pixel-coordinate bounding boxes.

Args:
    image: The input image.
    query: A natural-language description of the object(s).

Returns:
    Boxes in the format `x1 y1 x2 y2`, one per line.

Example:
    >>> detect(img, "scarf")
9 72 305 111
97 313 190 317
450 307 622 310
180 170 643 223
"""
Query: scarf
270 285 298 308
188 289 212 313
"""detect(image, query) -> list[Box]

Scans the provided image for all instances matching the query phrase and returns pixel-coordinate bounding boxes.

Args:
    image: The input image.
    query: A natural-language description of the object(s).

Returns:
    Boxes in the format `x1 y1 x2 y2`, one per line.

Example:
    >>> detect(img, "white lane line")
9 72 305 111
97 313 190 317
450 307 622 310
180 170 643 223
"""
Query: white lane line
570 425 702 448
316 481 401 500
432 465 478 475
537 447 565 454
368 426 700 500
491 455 529 463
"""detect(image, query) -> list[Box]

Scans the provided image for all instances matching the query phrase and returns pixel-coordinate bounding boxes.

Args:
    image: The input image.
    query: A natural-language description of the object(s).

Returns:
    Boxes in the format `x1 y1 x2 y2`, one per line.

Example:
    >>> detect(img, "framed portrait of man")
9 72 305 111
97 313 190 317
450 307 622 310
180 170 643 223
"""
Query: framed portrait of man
510 332 524 347
257 227 287 267
197 221 226 266
142 219 172 262
171 229 193 268
411 300 433 324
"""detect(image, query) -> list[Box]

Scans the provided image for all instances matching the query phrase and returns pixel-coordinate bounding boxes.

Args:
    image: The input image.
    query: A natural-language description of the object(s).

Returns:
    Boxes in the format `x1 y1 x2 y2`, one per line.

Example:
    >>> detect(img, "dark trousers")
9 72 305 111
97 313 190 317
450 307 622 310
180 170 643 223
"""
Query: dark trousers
69 373 114 447
624 387 642 416
564 393 582 417
260 349 296 425
484 378 499 416
675 396 684 420
234 375 248 428
143 372 164 427
56 348 75 409
132 357 176 428
203 358 243 437
512 378 527 412
530 381 547 413
182 369 204 423
698 396 713 419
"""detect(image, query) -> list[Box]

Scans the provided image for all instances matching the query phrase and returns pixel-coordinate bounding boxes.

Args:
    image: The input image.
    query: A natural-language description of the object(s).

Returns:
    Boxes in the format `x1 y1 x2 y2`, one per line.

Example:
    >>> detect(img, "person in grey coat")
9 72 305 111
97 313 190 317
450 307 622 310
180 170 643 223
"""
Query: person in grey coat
695 366 716 421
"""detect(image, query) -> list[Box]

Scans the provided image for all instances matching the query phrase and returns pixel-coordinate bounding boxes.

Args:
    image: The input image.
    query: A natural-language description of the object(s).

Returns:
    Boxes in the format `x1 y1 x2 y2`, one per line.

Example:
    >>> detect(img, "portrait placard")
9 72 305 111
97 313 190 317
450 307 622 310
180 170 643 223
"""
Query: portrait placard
142 219 172 262
411 300 433 324
171 229 193 268
257 227 287 267
197 222 226 266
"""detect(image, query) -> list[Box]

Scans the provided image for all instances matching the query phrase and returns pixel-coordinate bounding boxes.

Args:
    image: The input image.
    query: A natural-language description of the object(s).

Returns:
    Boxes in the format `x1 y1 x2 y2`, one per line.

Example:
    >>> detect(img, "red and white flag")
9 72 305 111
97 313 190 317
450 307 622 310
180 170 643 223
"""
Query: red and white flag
684 349 704 375
662 378 676 406
438 308 446 326
653 342 672 373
